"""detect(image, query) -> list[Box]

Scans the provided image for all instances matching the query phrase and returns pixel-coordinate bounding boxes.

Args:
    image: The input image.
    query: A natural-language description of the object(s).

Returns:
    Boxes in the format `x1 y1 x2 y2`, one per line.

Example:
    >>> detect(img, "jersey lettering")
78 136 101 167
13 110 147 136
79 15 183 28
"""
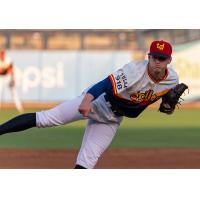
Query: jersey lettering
130 90 160 103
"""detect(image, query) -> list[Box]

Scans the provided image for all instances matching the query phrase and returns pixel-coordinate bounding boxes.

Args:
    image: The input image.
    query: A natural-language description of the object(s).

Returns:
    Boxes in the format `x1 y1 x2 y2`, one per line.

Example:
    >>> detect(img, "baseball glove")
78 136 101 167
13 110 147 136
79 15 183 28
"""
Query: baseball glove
159 83 188 114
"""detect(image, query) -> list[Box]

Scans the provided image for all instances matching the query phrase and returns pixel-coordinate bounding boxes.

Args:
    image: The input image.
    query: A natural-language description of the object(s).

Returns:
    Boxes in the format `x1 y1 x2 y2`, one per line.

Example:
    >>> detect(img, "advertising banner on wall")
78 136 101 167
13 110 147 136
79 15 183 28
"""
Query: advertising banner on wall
2 50 132 102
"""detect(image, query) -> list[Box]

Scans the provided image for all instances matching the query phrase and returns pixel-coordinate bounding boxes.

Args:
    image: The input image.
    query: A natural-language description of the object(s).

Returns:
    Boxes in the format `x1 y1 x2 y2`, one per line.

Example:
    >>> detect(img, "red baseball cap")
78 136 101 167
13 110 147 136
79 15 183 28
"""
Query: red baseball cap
148 40 172 58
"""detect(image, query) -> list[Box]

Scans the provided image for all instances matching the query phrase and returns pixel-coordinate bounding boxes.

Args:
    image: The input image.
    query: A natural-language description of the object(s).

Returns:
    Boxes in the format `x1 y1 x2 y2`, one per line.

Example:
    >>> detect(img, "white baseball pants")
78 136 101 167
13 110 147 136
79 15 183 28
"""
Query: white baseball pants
36 93 123 168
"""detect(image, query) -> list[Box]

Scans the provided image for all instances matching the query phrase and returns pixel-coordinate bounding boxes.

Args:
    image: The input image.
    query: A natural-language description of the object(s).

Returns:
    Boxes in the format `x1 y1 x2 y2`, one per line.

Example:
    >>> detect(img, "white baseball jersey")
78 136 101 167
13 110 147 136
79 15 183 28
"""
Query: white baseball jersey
106 60 179 117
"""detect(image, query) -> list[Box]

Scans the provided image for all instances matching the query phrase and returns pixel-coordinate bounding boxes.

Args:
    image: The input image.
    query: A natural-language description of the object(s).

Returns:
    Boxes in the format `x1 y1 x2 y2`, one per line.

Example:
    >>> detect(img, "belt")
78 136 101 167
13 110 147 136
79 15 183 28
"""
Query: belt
104 94 123 117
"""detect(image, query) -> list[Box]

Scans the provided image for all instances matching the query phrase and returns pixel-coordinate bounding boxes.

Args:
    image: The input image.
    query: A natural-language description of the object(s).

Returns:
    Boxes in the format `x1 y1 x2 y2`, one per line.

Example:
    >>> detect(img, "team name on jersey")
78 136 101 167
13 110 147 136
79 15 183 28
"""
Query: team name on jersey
130 90 159 103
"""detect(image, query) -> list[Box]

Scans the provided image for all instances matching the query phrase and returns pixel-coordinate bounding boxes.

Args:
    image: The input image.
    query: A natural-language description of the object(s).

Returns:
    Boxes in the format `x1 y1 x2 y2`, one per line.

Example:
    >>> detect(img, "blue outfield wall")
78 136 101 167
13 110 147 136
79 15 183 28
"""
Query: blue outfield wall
3 50 132 102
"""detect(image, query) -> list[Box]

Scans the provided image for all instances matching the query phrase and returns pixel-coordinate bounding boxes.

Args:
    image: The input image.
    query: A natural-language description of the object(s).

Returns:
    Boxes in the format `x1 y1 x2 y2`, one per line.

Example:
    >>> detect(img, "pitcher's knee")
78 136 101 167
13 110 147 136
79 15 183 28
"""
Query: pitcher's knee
36 110 64 128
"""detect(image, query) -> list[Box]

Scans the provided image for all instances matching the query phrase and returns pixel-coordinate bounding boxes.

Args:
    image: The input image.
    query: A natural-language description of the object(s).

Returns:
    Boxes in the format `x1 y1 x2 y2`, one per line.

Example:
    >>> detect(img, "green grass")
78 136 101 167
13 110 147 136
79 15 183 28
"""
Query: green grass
0 109 199 149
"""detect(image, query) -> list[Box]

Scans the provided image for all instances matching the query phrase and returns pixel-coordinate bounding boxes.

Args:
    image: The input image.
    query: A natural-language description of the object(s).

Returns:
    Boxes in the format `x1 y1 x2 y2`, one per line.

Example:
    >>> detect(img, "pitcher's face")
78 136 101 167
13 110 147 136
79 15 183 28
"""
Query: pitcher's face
148 55 172 76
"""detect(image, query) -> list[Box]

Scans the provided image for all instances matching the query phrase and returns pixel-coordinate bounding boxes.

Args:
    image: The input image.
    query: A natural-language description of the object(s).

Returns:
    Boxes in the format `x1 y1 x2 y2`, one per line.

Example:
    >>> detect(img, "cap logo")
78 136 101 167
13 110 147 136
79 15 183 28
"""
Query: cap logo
156 43 164 51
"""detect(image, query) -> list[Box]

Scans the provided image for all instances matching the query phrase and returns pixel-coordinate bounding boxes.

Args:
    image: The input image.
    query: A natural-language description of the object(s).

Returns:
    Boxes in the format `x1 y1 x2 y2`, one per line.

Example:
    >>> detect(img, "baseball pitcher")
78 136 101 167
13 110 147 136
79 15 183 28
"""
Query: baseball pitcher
0 40 188 168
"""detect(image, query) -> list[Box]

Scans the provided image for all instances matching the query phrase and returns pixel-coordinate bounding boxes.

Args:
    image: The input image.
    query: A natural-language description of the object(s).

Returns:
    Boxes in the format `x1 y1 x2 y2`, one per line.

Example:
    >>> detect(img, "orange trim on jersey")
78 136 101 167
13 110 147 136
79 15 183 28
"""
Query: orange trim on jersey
130 88 171 106
109 74 133 102
109 74 117 95
162 69 169 81
156 88 171 97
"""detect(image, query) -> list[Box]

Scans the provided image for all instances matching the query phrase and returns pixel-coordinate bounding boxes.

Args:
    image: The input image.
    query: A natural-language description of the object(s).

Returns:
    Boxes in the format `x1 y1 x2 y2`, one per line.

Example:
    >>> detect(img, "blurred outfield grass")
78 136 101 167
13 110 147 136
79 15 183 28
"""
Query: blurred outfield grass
0 109 199 149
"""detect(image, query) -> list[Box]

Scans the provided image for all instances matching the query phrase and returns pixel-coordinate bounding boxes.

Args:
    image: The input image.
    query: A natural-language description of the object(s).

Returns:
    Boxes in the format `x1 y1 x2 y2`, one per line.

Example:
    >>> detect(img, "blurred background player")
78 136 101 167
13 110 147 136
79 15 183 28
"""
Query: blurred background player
0 49 23 113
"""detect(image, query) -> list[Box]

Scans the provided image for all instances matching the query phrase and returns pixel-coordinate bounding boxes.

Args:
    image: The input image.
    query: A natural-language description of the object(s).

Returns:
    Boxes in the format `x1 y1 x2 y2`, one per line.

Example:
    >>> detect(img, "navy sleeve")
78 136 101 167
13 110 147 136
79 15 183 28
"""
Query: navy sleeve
87 77 113 99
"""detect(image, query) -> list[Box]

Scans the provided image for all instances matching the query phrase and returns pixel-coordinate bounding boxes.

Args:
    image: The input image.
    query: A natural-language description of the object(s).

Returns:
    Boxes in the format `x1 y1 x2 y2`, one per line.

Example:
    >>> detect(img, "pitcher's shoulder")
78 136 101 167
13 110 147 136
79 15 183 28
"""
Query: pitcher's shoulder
165 64 179 85
167 64 179 79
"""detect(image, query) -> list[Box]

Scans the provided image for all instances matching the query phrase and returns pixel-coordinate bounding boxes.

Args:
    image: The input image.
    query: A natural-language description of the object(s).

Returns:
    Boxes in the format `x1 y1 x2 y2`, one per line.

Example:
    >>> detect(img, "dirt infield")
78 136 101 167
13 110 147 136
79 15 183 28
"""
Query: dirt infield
1 148 200 169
